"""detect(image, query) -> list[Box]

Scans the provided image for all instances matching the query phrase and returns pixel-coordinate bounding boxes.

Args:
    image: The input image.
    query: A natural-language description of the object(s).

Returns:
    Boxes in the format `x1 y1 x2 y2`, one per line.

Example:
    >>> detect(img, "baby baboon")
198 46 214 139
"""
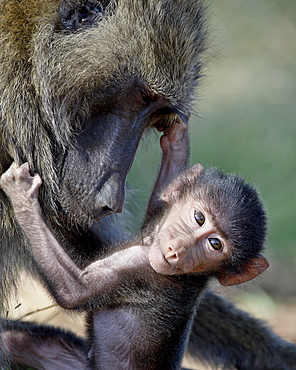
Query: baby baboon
0 122 269 370
1 162 269 369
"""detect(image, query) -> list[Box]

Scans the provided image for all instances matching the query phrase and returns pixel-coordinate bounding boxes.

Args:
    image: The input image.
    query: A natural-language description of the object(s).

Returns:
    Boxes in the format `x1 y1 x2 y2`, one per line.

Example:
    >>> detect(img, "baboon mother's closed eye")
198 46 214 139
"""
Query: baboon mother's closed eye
60 1 111 31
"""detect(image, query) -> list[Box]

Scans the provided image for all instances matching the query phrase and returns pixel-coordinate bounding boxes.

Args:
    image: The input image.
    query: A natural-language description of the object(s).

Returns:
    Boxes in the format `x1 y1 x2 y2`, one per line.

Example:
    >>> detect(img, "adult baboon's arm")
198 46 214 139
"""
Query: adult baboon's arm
187 291 296 370
0 319 87 370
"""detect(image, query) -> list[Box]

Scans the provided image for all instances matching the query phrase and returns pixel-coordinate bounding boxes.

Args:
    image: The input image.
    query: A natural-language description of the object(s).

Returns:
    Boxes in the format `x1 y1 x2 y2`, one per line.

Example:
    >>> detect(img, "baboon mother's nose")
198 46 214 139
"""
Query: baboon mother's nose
93 175 125 219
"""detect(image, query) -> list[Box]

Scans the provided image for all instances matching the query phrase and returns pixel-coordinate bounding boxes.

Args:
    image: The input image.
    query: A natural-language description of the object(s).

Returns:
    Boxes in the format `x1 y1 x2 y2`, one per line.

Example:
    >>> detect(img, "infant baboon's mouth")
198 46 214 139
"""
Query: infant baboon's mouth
162 253 182 274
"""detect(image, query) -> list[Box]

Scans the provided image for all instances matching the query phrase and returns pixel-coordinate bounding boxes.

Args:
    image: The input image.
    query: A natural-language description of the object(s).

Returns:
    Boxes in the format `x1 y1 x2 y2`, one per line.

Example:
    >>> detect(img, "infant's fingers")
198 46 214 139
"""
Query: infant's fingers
27 173 42 196
164 117 187 136
0 162 18 185
5 162 19 179
160 134 170 152
10 162 19 170
20 162 30 172
4 162 28 180
173 115 187 128
172 117 187 133
178 119 187 130
33 174 42 187
16 164 33 182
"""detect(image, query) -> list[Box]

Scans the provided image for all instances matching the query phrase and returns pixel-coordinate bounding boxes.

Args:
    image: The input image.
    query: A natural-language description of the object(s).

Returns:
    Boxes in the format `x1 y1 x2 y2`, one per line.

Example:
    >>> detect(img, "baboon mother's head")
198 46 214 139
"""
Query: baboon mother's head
0 0 207 227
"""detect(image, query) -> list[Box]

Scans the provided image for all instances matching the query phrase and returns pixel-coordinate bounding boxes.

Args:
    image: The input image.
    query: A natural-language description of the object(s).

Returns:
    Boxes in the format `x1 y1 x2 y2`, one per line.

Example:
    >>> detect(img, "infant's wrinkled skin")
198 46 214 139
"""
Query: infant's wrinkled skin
148 197 229 275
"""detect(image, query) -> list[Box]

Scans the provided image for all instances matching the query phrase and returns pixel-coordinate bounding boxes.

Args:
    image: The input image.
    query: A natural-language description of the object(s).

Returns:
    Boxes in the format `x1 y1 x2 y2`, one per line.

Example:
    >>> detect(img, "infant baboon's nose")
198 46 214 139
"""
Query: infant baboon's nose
165 245 186 266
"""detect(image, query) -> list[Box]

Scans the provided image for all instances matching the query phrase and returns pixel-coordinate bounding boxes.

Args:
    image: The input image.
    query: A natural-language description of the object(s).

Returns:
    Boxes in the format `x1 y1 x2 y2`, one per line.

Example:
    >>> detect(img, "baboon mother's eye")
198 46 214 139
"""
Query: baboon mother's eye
194 211 205 226
61 2 109 31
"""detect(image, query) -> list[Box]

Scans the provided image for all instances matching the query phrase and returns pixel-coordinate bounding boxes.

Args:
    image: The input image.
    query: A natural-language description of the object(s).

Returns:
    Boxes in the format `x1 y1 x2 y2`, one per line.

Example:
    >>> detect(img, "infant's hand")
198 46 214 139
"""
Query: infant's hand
160 115 188 154
0 162 42 208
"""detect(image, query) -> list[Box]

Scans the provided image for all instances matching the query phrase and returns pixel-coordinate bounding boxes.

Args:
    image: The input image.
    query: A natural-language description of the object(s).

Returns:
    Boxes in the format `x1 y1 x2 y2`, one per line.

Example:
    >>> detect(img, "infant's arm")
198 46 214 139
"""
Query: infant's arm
0 163 148 309
146 115 189 221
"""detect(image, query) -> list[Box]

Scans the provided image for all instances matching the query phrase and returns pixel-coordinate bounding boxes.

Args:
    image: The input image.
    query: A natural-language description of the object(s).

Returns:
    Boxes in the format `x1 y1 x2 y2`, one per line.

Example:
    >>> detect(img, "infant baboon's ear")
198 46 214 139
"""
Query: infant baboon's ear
218 254 269 287
161 163 204 203
183 164 204 182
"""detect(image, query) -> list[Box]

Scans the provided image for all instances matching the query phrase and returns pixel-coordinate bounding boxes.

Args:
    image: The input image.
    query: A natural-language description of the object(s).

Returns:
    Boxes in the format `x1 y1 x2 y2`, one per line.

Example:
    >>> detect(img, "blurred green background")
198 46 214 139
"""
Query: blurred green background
128 0 296 300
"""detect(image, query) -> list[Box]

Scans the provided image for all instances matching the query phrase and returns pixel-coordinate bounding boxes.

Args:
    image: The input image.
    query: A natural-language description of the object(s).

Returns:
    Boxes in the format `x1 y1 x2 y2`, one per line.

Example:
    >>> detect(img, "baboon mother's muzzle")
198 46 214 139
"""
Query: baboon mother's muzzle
93 173 125 219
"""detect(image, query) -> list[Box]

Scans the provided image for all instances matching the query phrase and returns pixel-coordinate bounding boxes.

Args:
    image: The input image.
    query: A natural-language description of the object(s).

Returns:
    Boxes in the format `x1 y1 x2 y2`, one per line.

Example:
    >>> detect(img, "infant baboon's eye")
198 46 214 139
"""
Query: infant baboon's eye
194 211 205 226
208 238 222 251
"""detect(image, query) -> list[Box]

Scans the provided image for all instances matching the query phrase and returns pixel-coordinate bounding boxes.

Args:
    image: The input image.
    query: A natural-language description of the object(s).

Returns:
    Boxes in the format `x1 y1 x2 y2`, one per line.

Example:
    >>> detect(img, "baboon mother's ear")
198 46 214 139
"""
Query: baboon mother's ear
218 254 269 287
161 163 204 203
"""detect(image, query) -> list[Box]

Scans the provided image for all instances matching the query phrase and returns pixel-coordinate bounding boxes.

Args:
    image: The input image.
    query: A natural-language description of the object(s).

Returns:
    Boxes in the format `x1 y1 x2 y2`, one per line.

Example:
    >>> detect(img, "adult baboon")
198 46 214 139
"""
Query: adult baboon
0 0 206 299
0 0 295 369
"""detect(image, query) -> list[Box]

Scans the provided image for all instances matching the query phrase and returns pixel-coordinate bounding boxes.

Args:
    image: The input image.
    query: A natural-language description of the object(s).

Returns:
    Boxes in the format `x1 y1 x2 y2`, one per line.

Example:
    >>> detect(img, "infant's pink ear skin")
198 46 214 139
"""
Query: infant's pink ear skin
218 254 269 287
183 163 204 181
